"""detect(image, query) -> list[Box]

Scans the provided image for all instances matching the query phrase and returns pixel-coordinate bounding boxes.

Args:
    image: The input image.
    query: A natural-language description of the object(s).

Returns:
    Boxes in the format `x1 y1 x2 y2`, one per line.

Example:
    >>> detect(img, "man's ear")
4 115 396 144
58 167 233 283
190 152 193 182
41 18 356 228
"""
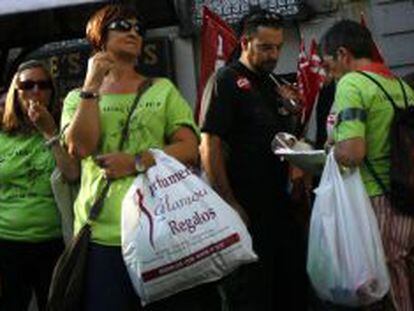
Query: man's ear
240 36 249 50
336 47 349 60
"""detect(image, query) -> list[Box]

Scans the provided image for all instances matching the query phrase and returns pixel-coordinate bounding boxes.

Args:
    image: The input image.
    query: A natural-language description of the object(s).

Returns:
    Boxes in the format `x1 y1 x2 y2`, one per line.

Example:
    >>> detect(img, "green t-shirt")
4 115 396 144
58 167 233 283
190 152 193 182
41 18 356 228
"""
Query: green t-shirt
62 78 199 246
0 132 61 241
333 71 414 196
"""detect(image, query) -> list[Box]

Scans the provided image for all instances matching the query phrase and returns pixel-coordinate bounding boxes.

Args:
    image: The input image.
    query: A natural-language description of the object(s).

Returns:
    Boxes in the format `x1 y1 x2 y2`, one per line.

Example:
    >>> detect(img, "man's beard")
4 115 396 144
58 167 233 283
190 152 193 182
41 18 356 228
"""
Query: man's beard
257 60 278 74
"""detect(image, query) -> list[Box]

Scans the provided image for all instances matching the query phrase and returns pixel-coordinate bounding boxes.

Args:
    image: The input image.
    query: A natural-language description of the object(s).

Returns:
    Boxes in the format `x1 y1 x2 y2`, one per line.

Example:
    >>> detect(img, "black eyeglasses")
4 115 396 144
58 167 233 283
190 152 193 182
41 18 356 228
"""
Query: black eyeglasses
107 19 145 36
17 80 52 91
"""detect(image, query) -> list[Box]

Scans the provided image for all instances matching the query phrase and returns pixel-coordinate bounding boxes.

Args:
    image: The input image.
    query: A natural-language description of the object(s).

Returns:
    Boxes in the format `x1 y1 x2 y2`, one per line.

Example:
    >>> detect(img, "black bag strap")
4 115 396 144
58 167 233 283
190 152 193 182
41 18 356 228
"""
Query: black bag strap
356 70 407 110
355 71 405 196
88 78 153 221
364 158 389 196
398 78 409 109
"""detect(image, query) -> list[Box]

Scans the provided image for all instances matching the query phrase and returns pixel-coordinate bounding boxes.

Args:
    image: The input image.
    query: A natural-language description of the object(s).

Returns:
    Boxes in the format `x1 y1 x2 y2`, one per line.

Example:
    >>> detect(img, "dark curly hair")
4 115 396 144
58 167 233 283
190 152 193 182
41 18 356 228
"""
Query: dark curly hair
320 19 376 60
226 9 284 63
238 9 284 39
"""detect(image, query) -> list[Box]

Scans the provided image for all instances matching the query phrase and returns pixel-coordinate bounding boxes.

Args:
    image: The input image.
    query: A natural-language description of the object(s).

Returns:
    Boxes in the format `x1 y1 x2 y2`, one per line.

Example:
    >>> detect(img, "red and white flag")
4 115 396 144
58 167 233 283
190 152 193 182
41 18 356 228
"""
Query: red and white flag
297 38 325 124
195 6 238 124
360 12 385 63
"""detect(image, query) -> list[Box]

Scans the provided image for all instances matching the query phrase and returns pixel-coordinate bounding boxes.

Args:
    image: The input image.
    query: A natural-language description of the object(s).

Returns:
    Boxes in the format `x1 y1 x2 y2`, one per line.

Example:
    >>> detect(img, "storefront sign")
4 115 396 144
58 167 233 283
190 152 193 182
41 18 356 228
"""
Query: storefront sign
27 37 174 99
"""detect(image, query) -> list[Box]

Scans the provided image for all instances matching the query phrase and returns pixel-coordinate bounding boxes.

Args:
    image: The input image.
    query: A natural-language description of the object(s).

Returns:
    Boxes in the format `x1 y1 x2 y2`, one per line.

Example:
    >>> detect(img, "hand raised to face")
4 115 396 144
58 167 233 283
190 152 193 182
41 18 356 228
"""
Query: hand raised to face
27 100 57 138
83 52 116 92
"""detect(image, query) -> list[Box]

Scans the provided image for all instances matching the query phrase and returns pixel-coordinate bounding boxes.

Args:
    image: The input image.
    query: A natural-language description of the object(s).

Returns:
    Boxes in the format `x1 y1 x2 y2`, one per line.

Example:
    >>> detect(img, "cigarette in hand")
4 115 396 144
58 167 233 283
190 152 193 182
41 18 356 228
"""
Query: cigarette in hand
29 99 40 109
269 75 298 108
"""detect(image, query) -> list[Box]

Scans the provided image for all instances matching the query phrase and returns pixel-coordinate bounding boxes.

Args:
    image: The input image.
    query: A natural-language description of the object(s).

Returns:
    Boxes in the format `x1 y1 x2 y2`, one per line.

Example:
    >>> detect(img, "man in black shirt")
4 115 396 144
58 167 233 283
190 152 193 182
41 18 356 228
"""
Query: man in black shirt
201 10 307 311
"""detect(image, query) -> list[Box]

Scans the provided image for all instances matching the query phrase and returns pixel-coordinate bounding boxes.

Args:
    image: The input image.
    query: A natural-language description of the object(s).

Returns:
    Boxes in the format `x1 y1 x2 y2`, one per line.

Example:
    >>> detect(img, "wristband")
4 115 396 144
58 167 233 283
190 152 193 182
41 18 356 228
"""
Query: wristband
44 135 60 148
44 124 69 148
134 153 147 174
79 90 99 100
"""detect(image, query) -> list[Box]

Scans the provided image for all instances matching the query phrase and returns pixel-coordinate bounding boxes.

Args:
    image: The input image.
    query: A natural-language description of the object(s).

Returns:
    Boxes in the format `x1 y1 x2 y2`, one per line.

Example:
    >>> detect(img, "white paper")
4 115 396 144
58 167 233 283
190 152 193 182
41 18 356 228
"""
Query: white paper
274 147 326 174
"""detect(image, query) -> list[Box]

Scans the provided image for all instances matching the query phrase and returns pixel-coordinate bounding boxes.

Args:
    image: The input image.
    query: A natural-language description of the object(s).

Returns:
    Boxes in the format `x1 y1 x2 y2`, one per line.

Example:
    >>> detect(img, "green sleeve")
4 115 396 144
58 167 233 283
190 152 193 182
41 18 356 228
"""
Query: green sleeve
61 89 81 131
334 74 366 142
164 79 200 140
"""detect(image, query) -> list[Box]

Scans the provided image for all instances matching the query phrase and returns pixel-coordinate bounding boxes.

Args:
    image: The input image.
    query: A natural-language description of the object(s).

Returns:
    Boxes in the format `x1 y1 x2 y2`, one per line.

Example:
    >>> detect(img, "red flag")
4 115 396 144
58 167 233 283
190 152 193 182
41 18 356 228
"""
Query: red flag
297 38 325 123
195 6 238 124
297 37 310 113
309 39 325 84
360 12 385 63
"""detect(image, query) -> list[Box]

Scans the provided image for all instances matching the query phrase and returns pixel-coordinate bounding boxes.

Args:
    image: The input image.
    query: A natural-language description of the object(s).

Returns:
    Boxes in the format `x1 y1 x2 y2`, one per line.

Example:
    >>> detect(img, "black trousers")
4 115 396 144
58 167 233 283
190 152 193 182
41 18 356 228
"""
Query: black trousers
227 185 309 311
0 238 64 311
83 243 222 311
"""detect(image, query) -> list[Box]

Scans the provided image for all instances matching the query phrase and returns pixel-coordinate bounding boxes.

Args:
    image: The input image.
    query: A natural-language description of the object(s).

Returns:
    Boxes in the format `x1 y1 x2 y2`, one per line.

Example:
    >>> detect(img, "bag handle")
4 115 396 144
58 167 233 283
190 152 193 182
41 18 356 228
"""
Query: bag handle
88 78 154 222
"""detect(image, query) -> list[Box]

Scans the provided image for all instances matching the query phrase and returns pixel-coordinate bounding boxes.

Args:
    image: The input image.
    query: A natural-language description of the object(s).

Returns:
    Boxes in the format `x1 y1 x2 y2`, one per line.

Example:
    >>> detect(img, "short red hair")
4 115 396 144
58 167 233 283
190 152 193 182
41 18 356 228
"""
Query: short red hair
86 4 143 53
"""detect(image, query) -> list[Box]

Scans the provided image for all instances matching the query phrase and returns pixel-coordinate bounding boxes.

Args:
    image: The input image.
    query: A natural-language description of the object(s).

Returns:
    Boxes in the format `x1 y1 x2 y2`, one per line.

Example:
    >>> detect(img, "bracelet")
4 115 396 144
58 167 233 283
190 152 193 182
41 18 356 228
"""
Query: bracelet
45 135 60 148
44 124 69 148
79 90 99 100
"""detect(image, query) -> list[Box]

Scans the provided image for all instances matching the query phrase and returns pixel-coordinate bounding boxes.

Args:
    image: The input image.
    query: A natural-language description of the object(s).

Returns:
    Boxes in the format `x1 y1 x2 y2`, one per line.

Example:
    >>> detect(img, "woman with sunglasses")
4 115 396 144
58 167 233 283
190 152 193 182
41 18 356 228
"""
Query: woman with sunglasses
0 60 79 310
62 4 219 311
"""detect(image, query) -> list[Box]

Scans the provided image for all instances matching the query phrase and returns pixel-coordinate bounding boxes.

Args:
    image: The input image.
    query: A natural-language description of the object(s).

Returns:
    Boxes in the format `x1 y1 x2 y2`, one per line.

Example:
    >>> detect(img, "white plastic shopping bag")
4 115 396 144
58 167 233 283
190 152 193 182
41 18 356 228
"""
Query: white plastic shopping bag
307 151 390 307
122 150 257 305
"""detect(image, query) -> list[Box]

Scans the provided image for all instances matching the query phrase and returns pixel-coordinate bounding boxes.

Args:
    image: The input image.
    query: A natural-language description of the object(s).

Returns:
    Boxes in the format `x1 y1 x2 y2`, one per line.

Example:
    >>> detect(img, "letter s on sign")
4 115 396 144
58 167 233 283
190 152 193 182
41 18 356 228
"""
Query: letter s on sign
68 52 81 75
143 44 158 65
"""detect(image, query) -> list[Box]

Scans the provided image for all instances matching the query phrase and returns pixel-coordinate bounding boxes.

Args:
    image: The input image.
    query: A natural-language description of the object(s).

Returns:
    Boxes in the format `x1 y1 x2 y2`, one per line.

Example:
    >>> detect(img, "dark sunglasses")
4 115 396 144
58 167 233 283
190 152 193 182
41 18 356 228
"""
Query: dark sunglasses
107 19 145 36
17 80 52 91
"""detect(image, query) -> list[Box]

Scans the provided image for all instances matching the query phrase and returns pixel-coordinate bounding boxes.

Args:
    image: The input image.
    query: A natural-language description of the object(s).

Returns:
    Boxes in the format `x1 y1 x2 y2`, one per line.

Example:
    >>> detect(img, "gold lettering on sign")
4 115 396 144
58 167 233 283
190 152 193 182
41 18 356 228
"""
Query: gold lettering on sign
49 56 59 78
143 44 158 65
68 52 81 75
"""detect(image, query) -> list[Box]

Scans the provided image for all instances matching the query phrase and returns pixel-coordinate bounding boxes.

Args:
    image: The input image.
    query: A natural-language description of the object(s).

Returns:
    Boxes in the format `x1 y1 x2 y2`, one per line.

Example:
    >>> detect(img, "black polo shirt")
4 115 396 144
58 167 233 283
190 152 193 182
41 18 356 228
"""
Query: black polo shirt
202 61 294 206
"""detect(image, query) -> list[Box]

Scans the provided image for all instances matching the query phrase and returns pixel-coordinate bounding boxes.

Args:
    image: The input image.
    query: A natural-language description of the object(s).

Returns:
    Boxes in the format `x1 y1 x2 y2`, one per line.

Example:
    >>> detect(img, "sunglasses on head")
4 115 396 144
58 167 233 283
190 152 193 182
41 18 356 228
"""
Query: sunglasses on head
17 80 52 91
107 19 145 36
245 11 283 27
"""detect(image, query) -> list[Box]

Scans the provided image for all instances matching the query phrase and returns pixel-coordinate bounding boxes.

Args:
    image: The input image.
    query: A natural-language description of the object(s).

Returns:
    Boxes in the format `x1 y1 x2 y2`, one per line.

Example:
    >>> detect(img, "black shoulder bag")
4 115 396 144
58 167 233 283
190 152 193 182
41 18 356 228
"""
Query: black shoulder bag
47 79 153 311
357 71 414 215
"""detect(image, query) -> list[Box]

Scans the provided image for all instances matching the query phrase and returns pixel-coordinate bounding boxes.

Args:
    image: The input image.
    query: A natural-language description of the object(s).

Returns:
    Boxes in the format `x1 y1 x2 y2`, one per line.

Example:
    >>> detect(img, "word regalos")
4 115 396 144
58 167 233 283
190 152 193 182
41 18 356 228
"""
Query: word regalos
168 209 217 235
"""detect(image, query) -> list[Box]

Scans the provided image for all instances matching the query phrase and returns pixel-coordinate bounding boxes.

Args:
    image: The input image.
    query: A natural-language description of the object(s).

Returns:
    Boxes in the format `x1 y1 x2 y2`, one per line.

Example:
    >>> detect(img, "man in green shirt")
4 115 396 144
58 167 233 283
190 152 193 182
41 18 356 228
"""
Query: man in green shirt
320 20 414 310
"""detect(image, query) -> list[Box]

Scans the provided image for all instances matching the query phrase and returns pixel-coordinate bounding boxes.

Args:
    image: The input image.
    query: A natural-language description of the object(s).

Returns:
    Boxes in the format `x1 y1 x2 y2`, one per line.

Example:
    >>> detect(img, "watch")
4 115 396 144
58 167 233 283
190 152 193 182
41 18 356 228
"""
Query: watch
134 154 146 173
79 90 99 100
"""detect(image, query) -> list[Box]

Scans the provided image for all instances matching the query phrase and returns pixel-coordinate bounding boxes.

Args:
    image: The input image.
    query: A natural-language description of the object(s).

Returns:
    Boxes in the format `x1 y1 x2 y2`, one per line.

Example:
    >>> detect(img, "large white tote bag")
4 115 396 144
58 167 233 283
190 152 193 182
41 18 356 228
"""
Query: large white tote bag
121 150 257 306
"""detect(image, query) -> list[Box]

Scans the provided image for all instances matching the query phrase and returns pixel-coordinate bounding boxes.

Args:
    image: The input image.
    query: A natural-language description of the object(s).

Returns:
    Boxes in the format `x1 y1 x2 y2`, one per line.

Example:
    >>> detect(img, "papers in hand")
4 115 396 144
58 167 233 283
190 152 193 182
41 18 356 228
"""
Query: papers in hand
272 133 326 174
274 147 326 156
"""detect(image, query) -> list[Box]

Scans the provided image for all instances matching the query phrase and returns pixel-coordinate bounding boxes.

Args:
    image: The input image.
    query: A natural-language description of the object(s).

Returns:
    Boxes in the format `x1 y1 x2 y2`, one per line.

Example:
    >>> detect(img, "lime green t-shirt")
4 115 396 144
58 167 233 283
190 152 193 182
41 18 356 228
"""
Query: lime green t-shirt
0 132 61 241
62 78 199 246
333 71 414 196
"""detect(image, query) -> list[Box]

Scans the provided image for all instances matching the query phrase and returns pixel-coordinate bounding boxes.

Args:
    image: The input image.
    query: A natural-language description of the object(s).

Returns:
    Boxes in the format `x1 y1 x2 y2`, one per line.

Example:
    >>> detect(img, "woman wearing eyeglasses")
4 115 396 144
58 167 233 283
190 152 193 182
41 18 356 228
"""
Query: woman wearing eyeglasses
0 60 79 310
62 4 220 311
